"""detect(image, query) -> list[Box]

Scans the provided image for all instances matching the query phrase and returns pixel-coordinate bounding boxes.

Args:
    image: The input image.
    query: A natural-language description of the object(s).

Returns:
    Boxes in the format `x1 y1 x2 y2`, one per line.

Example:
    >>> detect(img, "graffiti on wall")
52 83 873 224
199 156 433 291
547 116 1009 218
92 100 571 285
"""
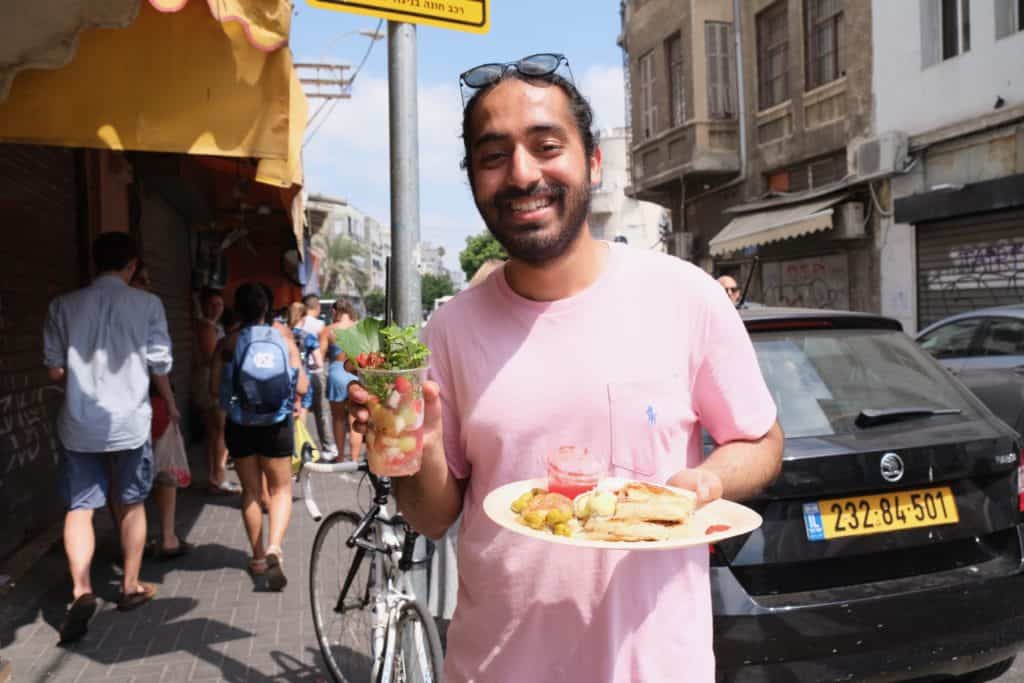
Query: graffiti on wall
0 375 63 474
923 238 1024 304
761 254 850 310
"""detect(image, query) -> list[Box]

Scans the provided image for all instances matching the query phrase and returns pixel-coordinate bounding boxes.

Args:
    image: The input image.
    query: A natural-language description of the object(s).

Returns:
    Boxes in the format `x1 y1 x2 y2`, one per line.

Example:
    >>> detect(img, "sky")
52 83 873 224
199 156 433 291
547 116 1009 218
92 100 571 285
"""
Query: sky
292 2 627 274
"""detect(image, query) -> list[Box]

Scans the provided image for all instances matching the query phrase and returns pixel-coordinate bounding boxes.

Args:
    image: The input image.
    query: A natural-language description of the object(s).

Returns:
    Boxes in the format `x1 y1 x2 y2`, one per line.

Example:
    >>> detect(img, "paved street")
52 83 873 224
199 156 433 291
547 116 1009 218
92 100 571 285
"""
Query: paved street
0 450 374 683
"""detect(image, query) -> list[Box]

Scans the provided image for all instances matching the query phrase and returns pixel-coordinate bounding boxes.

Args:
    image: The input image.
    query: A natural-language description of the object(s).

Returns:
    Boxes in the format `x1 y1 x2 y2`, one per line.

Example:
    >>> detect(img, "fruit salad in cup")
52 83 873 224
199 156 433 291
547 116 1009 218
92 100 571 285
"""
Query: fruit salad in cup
336 321 430 477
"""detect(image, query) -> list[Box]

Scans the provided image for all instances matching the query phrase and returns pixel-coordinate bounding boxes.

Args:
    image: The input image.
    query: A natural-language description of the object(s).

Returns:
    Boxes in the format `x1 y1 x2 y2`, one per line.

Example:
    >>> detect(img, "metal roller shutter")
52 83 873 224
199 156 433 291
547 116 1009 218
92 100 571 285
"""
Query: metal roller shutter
917 211 1024 328
138 190 194 437
0 144 81 560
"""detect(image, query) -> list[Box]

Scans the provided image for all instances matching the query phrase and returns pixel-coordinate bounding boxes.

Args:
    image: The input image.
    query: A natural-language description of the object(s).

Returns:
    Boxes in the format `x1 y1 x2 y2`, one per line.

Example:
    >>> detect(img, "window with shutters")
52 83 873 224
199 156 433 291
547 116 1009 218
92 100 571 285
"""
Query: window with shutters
638 50 657 139
757 2 790 110
995 0 1024 38
804 0 842 89
666 34 686 127
705 21 736 119
921 0 971 67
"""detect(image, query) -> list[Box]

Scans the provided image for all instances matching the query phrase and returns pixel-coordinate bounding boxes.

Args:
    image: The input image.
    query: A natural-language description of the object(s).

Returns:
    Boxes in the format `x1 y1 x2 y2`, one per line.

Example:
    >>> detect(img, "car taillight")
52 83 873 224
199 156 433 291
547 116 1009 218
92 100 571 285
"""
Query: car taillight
1018 449 1024 513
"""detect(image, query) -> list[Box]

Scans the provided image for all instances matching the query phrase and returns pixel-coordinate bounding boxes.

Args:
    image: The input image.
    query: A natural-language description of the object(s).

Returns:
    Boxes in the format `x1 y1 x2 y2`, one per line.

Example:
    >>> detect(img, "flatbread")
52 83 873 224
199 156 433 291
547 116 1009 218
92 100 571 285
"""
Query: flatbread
583 518 695 542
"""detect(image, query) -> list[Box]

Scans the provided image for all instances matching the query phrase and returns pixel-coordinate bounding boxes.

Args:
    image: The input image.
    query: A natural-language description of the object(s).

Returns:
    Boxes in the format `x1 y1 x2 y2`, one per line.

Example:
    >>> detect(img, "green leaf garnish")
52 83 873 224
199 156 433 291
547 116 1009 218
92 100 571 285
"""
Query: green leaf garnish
379 324 430 370
334 318 381 361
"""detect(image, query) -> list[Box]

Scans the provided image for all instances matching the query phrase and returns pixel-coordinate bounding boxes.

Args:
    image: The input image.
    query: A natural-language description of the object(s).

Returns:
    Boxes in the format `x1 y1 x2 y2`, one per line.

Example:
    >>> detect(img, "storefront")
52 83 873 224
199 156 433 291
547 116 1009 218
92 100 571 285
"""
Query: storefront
894 174 1024 329
0 0 306 562
709 189 878 312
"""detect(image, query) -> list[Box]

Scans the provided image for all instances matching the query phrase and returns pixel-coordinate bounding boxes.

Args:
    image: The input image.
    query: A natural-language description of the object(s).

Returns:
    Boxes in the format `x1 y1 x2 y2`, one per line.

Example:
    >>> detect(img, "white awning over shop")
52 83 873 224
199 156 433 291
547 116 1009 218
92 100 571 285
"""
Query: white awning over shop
709 194 850 256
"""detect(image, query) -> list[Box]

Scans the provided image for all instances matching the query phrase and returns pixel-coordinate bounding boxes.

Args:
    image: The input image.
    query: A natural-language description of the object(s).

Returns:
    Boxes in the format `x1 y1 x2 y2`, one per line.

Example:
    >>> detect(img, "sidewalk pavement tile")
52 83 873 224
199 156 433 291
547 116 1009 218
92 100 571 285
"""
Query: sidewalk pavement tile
0 451 377 682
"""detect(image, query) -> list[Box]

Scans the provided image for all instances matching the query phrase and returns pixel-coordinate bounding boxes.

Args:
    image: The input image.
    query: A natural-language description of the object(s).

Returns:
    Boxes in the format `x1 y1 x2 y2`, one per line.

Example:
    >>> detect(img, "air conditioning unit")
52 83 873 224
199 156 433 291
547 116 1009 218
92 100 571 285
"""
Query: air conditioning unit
831 201 867 239
850 131 909 181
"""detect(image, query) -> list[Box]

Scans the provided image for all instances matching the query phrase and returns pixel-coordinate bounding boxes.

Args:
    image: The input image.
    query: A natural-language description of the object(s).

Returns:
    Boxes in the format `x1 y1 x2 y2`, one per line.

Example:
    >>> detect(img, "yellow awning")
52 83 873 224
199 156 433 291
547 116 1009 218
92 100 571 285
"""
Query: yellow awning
0 0 305 186
709 195 849 256
148 0 290 52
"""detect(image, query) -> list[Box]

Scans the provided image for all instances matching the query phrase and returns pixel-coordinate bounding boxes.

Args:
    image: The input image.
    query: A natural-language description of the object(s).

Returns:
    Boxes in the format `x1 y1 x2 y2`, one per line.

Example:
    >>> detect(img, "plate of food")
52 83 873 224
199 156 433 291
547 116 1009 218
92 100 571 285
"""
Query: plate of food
482 477 762 550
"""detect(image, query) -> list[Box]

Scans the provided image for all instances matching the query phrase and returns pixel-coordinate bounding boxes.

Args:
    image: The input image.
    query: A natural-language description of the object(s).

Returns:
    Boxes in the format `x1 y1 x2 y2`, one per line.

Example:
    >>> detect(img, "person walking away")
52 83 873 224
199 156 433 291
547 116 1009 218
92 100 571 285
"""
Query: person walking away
346 56 783 682
320 300 361 461
43 232 171 643
130 263 192 559
287 301 321 421
299 294 337 459
194 288 237 494
212 283 307 590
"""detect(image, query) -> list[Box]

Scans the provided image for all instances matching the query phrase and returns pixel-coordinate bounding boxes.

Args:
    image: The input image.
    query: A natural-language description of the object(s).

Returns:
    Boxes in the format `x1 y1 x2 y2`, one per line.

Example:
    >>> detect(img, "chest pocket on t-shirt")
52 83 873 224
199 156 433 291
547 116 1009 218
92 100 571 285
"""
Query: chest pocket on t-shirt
607 374 694 478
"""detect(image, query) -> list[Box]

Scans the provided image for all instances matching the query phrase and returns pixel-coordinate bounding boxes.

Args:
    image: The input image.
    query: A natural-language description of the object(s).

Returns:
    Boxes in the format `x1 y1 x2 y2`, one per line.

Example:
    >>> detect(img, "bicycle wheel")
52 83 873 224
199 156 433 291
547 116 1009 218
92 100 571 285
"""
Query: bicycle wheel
310 510 378 683
379 599 444 683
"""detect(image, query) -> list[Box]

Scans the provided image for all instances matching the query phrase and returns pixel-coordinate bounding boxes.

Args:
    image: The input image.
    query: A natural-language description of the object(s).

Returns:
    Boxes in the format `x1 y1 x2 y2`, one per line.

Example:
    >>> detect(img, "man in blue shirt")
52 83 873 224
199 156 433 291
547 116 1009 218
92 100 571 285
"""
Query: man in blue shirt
43 232 175 643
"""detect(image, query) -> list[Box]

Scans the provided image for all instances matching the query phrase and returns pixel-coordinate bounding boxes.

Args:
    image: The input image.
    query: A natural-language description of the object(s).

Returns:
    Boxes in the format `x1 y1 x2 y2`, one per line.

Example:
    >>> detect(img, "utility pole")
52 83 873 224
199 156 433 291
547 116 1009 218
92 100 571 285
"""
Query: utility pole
295 62 353 99
387 21 421 327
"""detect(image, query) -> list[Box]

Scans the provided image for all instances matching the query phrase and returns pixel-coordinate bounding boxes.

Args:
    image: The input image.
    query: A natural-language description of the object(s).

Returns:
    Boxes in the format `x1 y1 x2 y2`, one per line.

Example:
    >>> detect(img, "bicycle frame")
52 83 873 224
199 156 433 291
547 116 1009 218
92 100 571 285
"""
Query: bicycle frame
301 458 429 682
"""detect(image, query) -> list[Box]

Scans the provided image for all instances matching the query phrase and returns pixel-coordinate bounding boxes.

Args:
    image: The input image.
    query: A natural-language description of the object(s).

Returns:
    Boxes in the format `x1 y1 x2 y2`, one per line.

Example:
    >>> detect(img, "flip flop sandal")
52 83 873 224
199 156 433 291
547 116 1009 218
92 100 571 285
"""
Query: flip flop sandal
248 557 267 577
265 552 287 592
117 582 157 612
208 480 241 495
152 541 194 561
58 593 97 644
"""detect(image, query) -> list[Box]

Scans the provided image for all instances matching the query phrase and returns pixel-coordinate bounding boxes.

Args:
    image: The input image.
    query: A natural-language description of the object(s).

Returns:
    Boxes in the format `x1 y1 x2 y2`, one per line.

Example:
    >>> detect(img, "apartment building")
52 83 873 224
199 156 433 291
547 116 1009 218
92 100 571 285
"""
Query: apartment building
875 0 1024 332
306 192 390 299
591 127 669 251
622 0 881 312
418 241 447 278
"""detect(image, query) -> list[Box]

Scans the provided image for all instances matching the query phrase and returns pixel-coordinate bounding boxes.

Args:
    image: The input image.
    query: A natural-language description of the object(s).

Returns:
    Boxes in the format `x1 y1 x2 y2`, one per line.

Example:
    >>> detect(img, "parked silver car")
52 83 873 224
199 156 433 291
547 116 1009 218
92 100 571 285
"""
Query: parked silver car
915 304 1024 435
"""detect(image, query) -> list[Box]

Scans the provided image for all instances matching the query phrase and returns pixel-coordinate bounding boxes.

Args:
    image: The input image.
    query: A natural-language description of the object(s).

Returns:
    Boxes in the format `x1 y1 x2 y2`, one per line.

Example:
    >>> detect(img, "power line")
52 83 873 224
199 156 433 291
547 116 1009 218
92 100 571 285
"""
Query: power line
302 19 384 149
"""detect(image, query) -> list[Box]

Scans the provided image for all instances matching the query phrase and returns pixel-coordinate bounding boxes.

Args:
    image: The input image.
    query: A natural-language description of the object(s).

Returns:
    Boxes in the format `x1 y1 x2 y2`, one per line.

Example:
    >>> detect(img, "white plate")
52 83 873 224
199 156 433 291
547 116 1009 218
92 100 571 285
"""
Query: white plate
482 477 763 551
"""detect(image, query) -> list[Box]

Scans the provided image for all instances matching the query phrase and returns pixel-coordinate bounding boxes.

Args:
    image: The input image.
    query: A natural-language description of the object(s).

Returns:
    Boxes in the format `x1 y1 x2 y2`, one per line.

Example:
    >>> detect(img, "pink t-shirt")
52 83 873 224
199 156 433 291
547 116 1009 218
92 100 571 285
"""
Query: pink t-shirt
423 243 776 683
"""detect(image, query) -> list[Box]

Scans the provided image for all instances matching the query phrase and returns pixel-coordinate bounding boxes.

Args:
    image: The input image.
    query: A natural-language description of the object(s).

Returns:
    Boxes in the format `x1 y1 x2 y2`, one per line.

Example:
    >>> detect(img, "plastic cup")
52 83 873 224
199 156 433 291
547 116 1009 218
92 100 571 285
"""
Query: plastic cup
546 445 604 499
358 366 428 477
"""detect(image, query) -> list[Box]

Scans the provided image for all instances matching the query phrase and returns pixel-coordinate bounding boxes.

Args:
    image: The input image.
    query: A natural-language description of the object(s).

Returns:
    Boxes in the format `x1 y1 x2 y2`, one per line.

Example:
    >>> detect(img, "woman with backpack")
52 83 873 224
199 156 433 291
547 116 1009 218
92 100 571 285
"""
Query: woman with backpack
211 283 308 590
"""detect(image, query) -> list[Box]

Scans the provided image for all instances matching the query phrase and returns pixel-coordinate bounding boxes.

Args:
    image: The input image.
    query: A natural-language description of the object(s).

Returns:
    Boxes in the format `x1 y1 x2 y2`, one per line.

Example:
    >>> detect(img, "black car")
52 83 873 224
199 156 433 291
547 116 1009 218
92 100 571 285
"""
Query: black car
712 308 1024 682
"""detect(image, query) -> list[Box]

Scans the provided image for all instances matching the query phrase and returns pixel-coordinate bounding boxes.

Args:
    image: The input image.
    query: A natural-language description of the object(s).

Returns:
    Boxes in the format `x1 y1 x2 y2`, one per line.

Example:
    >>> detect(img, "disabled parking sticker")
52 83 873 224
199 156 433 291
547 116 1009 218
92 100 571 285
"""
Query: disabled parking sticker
803 502 826 542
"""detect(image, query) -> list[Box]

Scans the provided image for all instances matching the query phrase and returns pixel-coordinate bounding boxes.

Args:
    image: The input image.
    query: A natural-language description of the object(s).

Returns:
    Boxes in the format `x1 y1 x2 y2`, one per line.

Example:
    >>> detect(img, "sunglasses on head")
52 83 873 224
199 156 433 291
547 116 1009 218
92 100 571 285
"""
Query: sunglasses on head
458 53 573 107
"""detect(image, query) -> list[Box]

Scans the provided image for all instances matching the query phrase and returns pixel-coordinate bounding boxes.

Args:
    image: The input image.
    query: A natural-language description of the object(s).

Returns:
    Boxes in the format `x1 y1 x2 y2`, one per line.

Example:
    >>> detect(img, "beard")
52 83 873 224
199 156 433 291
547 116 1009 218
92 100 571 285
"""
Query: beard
479 178 592 266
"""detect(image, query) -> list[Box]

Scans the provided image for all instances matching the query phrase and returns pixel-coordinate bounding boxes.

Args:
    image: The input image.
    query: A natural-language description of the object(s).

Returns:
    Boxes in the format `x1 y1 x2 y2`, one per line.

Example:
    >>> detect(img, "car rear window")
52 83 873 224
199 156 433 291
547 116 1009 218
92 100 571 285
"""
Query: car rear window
751 328 979 438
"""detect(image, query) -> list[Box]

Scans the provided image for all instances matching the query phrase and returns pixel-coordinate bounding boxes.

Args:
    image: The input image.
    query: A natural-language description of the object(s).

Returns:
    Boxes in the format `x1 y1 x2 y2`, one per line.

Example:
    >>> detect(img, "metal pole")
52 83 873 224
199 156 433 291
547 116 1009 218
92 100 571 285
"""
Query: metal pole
387 21 421 327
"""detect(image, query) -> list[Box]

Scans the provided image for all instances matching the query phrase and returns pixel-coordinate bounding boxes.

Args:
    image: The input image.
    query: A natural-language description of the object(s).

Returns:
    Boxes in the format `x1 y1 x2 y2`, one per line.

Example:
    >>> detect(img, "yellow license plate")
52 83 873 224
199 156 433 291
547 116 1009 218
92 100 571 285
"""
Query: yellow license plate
803 486 959 541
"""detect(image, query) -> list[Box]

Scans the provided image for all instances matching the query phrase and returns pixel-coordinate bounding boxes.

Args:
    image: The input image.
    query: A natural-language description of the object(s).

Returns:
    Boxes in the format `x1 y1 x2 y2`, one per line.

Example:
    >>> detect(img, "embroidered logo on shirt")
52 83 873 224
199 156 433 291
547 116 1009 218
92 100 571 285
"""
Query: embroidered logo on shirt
646 404 657 425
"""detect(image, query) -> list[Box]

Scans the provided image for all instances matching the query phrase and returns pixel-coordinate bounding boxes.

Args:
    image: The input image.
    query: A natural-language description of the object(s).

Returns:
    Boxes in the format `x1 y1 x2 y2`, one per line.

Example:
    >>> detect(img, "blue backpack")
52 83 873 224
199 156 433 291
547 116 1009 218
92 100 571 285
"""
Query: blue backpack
229 325 294 426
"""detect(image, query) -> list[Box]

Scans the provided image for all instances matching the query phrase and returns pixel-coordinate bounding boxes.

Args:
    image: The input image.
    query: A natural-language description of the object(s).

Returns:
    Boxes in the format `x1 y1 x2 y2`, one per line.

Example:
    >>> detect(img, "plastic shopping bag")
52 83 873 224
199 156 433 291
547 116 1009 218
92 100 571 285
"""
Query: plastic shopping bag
292 417 321 475
153 423 192 488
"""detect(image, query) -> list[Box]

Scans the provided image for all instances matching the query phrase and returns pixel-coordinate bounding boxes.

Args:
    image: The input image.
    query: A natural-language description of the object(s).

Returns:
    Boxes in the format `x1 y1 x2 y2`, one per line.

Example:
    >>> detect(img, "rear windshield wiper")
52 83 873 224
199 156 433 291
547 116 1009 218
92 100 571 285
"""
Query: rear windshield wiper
855 407 962 428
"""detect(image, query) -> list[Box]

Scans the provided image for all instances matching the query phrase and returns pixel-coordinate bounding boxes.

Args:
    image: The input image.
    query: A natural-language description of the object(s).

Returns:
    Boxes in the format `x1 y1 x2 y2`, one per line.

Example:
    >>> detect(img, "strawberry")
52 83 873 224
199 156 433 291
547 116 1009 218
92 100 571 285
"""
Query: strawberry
356 352 368 367
412 398 423 414
394 375 412 395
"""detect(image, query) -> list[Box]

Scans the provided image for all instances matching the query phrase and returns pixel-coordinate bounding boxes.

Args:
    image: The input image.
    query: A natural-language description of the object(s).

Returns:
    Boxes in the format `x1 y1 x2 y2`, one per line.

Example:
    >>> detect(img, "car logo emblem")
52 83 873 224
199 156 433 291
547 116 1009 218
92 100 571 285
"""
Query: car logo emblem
880 452 904 483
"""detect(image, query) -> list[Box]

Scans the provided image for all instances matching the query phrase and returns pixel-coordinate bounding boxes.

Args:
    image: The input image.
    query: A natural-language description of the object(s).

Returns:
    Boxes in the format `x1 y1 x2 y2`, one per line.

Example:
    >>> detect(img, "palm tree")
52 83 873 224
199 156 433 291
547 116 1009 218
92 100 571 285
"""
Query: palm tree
312 232 368 300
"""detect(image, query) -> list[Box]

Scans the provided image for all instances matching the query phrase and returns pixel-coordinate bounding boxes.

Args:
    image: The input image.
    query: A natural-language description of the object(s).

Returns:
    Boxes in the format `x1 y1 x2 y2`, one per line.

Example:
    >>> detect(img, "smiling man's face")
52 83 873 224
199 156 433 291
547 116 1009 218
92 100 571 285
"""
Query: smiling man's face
466 78 600 265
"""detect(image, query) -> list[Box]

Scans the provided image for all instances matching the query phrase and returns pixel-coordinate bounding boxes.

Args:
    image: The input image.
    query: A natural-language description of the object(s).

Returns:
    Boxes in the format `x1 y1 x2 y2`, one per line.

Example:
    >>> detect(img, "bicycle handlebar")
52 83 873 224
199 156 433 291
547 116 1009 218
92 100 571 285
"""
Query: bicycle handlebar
299 459 364 522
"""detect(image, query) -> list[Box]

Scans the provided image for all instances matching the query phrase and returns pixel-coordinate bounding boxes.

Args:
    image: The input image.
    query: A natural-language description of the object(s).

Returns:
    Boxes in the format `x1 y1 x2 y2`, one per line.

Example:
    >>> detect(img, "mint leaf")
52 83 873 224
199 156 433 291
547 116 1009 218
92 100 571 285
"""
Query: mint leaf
334 318 381 361
380 324 429 370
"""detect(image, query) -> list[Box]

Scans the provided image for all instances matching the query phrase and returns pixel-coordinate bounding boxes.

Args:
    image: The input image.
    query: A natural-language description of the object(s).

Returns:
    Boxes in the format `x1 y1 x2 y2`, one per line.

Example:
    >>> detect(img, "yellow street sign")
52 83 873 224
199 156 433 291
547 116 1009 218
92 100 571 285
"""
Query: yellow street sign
306 0 489 34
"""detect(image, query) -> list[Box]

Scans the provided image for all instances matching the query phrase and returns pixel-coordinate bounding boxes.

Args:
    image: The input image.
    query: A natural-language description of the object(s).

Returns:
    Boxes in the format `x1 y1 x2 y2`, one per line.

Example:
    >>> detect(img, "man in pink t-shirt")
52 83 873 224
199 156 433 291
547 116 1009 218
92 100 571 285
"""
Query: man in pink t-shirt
347 56 782 682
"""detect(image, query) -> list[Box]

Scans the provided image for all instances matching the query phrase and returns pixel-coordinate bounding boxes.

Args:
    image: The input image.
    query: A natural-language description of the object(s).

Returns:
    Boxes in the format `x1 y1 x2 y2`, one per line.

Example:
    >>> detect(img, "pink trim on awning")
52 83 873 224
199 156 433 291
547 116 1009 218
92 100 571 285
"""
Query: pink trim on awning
148 0 289 52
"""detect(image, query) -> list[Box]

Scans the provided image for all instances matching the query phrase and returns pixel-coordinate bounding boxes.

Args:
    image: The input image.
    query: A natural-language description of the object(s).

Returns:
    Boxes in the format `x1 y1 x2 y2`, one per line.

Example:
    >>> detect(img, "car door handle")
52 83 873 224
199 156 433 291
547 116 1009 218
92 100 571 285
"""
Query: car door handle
1013 366 1024 375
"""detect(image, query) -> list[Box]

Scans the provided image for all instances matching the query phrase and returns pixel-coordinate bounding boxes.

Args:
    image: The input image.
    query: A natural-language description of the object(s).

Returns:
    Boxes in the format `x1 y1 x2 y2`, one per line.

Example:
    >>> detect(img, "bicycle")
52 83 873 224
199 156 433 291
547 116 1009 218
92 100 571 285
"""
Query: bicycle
300 457 444 683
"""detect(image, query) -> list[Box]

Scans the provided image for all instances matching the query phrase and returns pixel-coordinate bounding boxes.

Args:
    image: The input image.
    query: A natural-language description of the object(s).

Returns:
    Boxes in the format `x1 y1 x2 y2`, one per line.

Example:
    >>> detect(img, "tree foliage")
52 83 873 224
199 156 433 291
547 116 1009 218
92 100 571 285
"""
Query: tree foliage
312 232 368 300
459 232 507 282
364 288 386 318
421 271 455 315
